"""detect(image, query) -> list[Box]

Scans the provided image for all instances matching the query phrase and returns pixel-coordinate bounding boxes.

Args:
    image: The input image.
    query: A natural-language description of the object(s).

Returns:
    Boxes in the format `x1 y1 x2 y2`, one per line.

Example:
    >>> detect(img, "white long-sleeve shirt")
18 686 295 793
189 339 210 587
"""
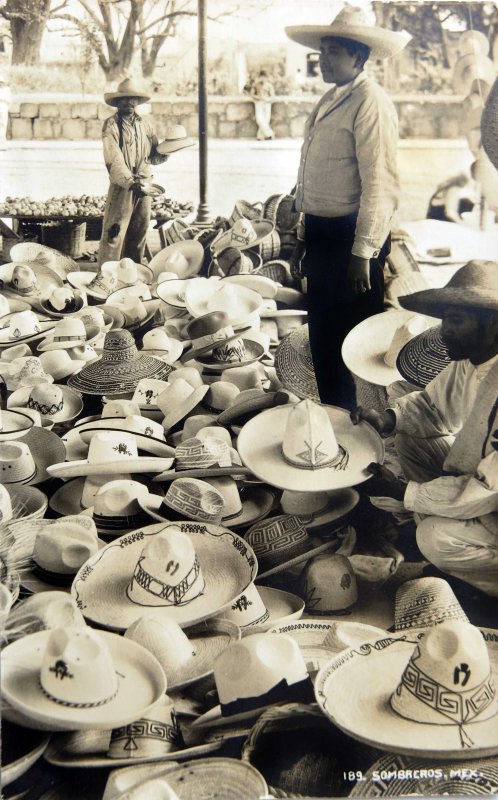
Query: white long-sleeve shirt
391 356 498 530
294 71 399 259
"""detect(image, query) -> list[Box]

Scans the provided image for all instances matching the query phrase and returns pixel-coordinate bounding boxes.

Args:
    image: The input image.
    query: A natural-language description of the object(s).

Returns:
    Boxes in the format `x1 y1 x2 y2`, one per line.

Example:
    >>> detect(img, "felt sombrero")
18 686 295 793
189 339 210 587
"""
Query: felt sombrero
349 752 498 797
1 720 50 787
1 628 166 731
67 329 173 396
315 621 498 759
268 619 387 674
396 325 451 388
0 426 66 486
274 323 319 401
71 521 258 631
237 400 384 491
9 242 77 280
341 310 438 386
7 384 84 425
285 5 411 59
149 241 204 281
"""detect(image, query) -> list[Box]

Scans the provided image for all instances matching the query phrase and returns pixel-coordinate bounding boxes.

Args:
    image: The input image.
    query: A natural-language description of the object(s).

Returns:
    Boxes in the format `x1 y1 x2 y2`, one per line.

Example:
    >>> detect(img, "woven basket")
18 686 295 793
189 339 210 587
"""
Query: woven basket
254 259 291 285
263 194 299 232
250 229 281 262
481 76 498 169
41 222 87 258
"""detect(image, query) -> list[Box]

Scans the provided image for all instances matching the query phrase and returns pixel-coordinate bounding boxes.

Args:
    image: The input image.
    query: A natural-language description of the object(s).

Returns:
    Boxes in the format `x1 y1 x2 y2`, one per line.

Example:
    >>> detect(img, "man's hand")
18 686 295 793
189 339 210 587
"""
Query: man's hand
289 240 306 279
351 406 396 435
363 462 407 500
347 254 371 295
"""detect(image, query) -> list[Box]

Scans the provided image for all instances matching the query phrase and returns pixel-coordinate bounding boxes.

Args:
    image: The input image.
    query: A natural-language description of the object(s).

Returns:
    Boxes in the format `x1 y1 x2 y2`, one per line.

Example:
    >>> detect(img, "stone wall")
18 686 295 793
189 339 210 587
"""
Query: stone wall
7 94 466 141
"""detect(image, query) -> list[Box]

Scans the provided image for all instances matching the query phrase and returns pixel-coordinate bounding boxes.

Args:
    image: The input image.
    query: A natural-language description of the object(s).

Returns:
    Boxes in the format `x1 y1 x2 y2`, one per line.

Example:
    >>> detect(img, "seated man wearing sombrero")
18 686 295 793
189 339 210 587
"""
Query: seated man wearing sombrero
98 77 168 267
353 261 498 600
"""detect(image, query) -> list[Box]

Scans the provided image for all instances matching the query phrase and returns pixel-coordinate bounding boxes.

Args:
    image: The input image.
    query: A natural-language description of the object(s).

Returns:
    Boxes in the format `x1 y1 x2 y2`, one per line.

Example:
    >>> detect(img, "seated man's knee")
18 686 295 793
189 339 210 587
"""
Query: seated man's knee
416 516 446 565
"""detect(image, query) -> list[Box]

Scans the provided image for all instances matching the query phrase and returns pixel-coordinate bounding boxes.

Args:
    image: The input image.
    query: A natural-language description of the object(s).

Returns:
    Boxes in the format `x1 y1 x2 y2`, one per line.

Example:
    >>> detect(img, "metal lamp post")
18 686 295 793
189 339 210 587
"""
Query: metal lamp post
195 0 212 224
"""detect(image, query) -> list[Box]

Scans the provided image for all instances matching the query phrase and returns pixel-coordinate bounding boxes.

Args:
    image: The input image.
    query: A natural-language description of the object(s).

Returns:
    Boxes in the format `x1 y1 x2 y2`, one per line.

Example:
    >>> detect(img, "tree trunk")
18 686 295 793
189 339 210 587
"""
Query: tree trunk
4 0 52 65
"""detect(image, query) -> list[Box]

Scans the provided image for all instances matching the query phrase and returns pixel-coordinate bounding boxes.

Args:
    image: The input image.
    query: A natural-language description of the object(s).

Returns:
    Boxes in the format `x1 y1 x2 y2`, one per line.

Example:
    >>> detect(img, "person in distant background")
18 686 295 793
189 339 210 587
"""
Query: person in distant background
98 77 168 266
426 163 480 224
247 69 276 141
0 73 11 150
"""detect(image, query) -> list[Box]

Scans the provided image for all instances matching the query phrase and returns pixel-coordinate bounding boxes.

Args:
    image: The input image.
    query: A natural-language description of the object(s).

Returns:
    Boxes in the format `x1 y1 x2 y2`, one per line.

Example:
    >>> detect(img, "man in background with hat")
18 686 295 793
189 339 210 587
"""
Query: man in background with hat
285 7 410 409
98 77 169 267
352 261 498 599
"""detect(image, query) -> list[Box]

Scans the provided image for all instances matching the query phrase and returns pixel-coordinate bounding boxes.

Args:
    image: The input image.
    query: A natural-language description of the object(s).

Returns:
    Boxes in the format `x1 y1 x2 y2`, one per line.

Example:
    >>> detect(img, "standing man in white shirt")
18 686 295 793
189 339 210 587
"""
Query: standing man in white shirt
352 261 498 598
286 7 410 409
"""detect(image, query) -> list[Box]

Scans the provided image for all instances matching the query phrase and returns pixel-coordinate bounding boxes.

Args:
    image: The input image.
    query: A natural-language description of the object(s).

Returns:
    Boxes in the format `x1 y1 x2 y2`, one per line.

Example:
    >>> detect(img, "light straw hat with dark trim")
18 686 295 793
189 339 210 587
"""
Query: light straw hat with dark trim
398 260 498 317
104 77 150 107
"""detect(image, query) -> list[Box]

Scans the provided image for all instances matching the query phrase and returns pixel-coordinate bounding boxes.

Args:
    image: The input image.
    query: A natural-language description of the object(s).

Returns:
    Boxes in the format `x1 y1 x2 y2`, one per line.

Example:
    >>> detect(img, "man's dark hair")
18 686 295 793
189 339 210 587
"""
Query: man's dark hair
322 36 371 66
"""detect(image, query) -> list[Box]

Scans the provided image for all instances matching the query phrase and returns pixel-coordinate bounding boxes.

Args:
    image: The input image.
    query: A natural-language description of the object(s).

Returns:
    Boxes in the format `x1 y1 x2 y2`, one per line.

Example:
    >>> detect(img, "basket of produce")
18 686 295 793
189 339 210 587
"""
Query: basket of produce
41 221 87 258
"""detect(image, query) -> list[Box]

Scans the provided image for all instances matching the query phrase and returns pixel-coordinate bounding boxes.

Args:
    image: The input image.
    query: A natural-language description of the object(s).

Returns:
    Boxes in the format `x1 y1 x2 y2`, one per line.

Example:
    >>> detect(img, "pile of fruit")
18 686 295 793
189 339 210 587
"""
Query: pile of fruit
0 194 194 221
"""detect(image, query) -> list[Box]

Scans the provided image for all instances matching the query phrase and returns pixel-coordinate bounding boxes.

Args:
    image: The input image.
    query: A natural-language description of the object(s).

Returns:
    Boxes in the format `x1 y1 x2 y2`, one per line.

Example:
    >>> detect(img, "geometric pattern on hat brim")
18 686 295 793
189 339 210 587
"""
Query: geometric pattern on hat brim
274 324 320 401
396 325 451 388
394 577 469 632
246 514 339 580
314 629 498 759
348 752 498 797
71 521 258 631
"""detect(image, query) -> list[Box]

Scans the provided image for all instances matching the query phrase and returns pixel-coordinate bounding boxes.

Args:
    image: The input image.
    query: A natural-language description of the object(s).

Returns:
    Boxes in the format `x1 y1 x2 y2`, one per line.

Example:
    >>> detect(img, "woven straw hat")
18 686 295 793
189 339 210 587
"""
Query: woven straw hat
104 77 151 106
181 311 251 363
0 406 33 441
1 627 166 731
217 388 289 426
80 479 164 537
246 514 338 580
315 620 498 758
482 77 498 169
237 399 383 491
8 383 83 425
149 241 204 281
398 260 498 317
9 242 77 281
124 616 240 691
396 325 450 388
0 426 65 486
274 323 319 401
0 261 63 302
71 521 257 631
77 415 175 458
211 218 274 255
0 310 55 348
393 577 469 632
5 483 48 522
106 694 183 763
285 5 411 59
67 329 173 396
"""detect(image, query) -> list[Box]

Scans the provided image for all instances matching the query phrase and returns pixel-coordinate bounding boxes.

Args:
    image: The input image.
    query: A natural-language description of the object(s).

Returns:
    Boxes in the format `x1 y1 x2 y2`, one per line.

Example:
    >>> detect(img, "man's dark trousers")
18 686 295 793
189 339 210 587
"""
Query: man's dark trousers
303 212 390 411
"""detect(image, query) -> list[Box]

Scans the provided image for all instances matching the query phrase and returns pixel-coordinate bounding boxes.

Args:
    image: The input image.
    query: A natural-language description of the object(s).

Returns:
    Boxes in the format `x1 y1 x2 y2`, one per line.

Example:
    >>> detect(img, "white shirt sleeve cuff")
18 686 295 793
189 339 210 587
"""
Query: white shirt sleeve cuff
403 480 420 511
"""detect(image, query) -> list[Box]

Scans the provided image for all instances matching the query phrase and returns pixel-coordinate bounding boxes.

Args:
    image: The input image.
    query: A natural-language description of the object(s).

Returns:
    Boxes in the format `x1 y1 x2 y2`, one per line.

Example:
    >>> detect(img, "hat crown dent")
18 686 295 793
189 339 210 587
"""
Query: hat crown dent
49 287 75 311
103 399 141 418
448 259 498 291
87 430 139 463
282 399 339 468
93 479 147 516
391 620 496 727
128 527 205 607
40 626 118 706
11 265 37 292
124 614 196 669
383 315 428 368
34 522 99 573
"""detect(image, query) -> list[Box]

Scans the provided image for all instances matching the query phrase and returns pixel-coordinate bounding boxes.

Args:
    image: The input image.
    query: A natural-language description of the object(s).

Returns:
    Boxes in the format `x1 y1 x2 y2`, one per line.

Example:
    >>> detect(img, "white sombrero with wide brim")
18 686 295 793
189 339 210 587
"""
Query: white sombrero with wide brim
1 629 166 731
237 404 384 491
184 278 262 328
67 266 153 301
0 262 63 302
315 631 498 759
46 449 174 480
148 241 205 281
285 6 411 60
48 476 157 518
77 420 176 458
341 309 439 386
71 521 258 631
7 385 84 425
38 291 86 319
